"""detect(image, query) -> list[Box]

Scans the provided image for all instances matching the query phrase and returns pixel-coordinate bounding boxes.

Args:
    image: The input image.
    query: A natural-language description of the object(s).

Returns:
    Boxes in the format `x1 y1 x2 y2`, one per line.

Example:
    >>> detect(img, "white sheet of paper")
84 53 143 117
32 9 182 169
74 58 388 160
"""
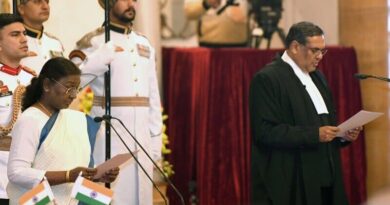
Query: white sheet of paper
93 152 137 179
337 110 383 137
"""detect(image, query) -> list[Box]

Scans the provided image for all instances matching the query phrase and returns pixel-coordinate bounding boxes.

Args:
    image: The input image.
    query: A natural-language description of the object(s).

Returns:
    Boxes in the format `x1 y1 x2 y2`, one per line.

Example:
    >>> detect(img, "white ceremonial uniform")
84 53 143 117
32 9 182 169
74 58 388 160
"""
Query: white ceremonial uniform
21 25 64 74
0 65 35 199
70 23 163 205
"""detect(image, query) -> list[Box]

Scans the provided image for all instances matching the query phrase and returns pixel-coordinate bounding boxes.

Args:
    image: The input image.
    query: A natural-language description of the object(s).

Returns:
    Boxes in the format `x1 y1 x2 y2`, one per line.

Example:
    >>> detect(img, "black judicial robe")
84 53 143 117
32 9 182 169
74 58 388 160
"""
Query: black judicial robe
249 56 349 205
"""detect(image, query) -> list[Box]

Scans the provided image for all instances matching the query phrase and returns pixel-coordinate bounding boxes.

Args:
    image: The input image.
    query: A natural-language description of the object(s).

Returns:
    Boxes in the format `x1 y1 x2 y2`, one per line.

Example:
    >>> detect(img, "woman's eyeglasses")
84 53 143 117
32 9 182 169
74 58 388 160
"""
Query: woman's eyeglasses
50 78 81 97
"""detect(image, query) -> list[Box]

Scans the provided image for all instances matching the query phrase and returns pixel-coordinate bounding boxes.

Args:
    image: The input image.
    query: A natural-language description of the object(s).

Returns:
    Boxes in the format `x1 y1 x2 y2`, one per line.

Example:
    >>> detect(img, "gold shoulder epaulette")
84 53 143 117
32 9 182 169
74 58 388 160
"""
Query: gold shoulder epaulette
44 32 61 42
135 31 150 42
76 27 105 50
21 65 37 77
44 32 64 51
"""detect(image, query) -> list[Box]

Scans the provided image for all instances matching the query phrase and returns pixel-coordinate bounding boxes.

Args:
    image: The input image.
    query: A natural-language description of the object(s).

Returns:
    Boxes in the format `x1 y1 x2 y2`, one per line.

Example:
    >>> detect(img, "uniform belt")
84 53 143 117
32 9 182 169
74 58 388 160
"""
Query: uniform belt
94 96 150 107
0 136 11 151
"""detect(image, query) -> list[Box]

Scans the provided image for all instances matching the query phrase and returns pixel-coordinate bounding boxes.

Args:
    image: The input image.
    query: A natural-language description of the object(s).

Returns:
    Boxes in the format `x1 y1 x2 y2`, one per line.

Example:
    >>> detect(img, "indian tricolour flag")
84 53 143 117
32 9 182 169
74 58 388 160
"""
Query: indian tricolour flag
19 180 54 205
71 176 113 205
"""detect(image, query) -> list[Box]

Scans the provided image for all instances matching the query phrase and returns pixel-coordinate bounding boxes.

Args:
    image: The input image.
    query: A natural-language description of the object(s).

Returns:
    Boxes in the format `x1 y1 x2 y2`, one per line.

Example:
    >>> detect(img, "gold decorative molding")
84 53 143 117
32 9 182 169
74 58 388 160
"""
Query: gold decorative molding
0 0 10 13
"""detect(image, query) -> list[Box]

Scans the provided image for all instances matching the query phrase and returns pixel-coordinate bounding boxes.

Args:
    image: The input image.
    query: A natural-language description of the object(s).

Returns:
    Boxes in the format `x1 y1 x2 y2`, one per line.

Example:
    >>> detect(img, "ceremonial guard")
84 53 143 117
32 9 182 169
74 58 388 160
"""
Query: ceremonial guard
17 0 64 74
70 0 163 204
0 14 36 203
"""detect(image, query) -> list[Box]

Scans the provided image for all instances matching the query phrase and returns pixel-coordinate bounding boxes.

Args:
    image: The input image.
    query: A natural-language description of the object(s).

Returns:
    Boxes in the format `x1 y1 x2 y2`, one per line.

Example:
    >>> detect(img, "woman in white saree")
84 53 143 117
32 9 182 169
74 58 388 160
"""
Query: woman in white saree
7 57 119 205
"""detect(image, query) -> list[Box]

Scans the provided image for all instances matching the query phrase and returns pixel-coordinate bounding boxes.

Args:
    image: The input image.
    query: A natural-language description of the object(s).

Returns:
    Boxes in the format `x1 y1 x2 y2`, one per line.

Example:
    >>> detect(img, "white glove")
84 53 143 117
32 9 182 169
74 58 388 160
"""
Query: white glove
151 134 162 161
80 41 117 76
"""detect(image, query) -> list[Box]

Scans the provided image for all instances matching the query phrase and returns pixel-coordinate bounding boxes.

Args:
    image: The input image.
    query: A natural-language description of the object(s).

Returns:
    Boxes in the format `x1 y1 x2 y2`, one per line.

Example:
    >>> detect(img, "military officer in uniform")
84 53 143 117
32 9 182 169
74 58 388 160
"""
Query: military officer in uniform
17 0 64 74
0 13 36 203
184 0 249 47
70 0 163 204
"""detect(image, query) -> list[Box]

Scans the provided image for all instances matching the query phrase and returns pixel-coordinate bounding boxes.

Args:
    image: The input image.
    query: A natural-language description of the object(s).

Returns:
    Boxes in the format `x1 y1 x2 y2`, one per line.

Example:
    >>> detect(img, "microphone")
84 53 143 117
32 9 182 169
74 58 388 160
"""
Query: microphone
354 73 390 82
98 115 185 205
93 117 169 205
93 116 104 122
93 116 110 122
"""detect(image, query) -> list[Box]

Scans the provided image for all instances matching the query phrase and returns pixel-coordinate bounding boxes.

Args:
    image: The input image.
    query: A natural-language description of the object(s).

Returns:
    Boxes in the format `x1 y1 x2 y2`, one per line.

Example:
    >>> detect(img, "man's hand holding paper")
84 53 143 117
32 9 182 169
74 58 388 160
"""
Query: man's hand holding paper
343 126 363 141
336 110 383 140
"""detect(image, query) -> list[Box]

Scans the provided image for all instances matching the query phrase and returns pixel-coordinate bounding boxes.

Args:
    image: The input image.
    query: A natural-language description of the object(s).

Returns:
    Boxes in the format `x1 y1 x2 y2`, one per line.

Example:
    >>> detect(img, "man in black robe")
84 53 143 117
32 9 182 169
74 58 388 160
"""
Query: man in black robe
249 21 362 205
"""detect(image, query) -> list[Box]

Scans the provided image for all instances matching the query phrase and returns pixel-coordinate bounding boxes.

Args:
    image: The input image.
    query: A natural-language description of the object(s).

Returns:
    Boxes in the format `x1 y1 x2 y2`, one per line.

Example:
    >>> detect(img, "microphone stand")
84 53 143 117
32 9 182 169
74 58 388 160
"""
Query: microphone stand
366 75 390 82
103 0 112 189
97 118 168 205
354 73 390 82
110 116 185 205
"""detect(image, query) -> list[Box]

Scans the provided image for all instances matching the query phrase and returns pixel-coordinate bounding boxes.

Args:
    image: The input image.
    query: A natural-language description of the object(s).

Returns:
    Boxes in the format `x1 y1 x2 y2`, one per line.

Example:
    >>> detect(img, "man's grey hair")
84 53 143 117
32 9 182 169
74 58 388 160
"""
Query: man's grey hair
285 21 324 48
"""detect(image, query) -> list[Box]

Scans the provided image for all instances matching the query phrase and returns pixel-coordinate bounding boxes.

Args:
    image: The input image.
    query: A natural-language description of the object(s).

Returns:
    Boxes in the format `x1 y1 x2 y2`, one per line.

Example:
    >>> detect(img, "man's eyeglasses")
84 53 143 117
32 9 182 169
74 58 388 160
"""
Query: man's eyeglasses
50 78 81 97
303 45 328 56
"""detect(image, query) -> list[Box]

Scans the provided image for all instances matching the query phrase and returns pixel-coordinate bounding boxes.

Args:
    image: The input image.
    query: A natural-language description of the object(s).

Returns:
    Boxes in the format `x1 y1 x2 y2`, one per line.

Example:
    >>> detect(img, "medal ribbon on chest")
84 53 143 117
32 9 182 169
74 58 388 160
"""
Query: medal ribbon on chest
137 44 151 58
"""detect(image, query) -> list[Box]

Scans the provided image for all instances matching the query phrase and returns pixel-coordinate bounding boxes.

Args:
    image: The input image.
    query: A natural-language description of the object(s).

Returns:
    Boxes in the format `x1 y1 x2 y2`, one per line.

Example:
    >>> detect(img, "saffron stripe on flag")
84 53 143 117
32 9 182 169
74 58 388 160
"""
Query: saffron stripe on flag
19 182 45 203
76 193 106 205
82 179 113 198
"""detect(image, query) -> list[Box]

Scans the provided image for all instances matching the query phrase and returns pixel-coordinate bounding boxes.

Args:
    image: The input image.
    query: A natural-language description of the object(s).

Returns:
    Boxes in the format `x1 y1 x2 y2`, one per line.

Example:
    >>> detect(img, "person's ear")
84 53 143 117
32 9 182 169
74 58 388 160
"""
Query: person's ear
42 78 51 92
290 40 301 55
17 4 25 16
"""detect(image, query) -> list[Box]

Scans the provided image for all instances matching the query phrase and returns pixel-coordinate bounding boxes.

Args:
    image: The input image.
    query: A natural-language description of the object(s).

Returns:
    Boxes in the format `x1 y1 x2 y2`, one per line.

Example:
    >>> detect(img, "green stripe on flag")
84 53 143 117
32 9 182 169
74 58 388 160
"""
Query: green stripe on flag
35 196 51 205
76 193 106 205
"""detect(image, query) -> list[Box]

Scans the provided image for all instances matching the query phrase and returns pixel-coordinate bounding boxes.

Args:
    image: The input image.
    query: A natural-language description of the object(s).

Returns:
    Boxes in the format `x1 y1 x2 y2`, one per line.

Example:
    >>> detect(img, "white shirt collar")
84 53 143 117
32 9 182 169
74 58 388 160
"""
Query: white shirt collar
281 51 329 114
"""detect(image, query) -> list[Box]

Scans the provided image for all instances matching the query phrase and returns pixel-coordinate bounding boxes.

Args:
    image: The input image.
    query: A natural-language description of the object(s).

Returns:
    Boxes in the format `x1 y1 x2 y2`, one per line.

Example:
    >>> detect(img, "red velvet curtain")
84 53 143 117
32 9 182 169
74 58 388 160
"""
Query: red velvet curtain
163 47 212 204
163 47 366 205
